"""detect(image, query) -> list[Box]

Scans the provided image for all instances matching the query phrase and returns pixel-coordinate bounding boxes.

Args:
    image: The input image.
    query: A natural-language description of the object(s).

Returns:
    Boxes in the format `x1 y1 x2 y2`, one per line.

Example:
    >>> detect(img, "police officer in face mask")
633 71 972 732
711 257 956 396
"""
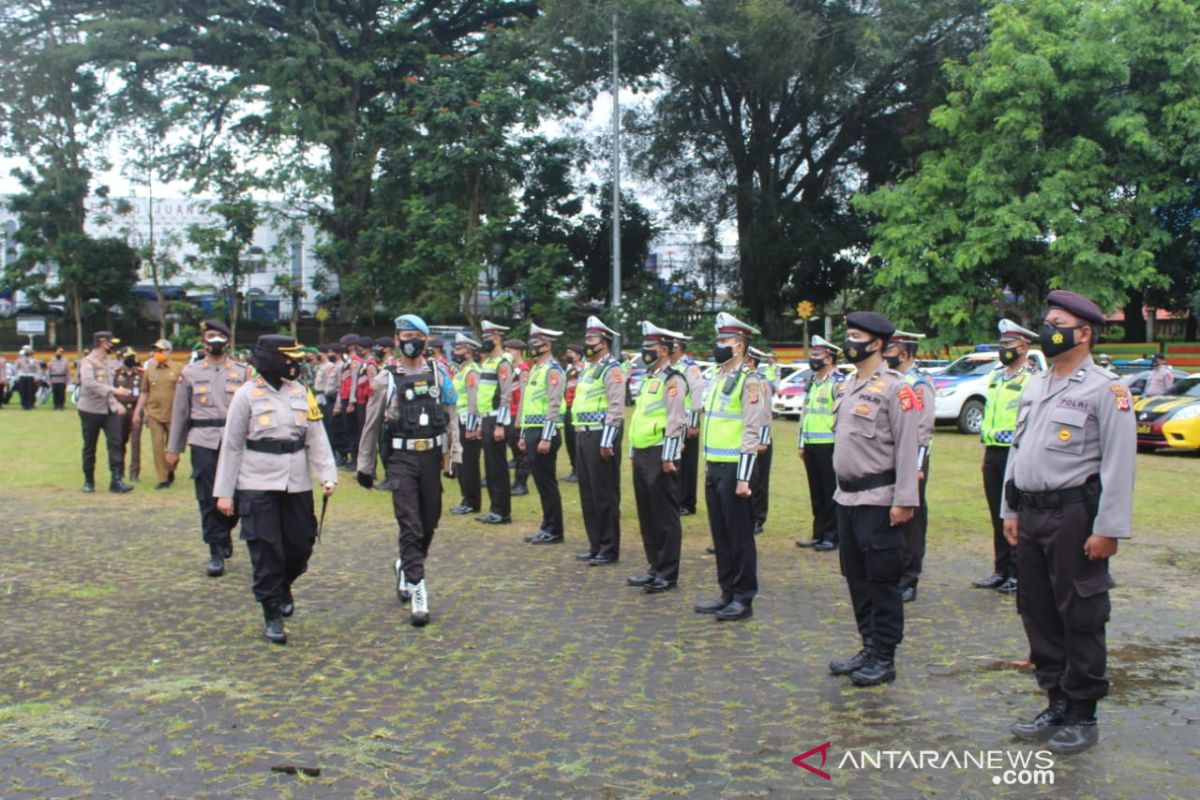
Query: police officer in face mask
1001 291 1135 754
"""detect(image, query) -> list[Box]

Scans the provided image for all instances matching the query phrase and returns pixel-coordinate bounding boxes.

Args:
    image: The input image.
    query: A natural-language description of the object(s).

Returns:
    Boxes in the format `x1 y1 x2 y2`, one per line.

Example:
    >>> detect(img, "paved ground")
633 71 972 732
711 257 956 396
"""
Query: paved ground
1 415 1197 798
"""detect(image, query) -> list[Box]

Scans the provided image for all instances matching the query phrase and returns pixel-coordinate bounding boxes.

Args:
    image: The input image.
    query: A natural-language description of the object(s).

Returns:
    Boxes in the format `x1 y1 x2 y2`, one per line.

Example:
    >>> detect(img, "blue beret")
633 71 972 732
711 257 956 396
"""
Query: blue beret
394 314 430 335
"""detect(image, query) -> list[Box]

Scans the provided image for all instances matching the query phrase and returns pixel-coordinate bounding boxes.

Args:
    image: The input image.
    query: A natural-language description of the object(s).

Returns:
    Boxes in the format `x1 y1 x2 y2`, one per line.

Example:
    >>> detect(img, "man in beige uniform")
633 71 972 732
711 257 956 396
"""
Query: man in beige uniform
46 348 71 410
134 339 183 489
77 332 135 493
1002 290 1135 754
828 311 921 687
167 320 250 577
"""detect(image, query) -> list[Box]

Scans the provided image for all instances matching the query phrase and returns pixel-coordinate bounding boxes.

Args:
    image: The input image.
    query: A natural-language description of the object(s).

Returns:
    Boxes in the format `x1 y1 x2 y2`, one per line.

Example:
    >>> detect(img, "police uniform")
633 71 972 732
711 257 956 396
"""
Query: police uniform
475 321 517 524
114 348 144 481
77 332 134 493
889 331 935 602
570 317 626 562
627 322 687 590
562 346 584 480
519 324 567 543
213 335 337 644
829 311 921 687
746 347 776 533
167 320 250 576
356 314 461 626
797 336 843 550
46 350 70 410
450 333 484 515
694 313 771 621
975 320 1039 593
14 348 40 410
1001 290 1135 754
507 341 532 495
670 339 704 515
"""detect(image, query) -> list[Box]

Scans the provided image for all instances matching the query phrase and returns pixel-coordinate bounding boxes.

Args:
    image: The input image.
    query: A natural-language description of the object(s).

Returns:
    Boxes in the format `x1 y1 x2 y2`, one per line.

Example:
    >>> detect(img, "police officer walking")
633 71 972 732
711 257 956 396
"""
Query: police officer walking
167 320 250 577
518 324 566 544
796 336 842 551
1002 290 1135 754
46 348 70 410
694 313 771 621
669 337 704 517
569 316 625 564
450 333 484 516
974 320 1038 594
77 332 135 493
475 321 517 524
356 314 460 627
627 321 687 592
883 331 935 603
213 335 337 644
828 312 921 687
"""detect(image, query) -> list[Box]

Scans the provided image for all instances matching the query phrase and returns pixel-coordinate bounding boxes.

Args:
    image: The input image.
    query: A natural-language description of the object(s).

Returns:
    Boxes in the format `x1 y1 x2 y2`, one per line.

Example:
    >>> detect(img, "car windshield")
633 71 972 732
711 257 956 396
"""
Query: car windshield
942 357 995 376
1165 376 1200 398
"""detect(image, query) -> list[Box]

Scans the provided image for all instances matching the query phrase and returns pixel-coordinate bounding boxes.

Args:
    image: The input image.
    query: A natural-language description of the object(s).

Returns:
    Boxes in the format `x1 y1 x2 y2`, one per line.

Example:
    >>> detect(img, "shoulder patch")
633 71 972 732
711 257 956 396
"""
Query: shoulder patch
897 384 917 412
467 372 477 387
1111 384 1131 412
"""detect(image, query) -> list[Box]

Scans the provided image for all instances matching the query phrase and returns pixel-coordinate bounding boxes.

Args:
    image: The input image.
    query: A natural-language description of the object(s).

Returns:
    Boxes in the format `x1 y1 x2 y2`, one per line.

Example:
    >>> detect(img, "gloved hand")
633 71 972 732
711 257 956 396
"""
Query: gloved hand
356 471 374 490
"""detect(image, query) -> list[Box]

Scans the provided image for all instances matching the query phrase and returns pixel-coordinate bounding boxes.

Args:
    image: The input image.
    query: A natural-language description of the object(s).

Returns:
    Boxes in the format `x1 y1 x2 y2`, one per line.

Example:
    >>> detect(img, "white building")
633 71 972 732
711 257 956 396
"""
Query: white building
645 228 737 300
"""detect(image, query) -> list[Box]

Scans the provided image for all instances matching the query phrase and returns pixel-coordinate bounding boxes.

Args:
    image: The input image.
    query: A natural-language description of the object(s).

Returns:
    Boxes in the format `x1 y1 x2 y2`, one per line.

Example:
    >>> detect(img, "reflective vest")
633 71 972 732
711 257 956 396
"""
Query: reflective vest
453 361 480 415
521 361 563 426
702 368 748 462
570 357 616 426
981 366 1032 446
477 353 510 413
679 356 697 412
630 367 675 448
800 372 839 445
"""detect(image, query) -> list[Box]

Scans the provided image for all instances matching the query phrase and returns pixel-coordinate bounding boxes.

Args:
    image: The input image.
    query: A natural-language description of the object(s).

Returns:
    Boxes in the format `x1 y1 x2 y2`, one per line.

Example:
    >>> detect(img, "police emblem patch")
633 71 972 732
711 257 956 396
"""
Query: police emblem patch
1058 428 1072 442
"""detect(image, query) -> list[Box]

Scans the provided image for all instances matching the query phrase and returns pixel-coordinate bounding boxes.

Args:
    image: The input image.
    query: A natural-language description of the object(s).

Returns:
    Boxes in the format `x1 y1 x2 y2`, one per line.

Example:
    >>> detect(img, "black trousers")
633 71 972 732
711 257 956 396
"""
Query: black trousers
324 397 349 459
576 428 622 559
680 432 700 513
509 424 530 487
524 428 562 536
190 445 238 548
352 403 367 460
1017 501 1112 702
802 444 838 543
481 417 511 516
457 422 482 511
17 375 36 409
51 383 66 410
388 448 443 584
751 443 773 527
564 416 578 471
705 461 757 603
238 489 316 606
78 410 124 482
632 446 682 582
899 467 929 592
983 446 1016 578
837 503 905 653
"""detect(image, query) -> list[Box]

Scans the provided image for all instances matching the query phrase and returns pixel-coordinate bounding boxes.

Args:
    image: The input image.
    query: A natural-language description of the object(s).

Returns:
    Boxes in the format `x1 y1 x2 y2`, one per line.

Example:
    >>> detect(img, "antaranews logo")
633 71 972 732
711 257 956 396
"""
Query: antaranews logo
793 742 1055 786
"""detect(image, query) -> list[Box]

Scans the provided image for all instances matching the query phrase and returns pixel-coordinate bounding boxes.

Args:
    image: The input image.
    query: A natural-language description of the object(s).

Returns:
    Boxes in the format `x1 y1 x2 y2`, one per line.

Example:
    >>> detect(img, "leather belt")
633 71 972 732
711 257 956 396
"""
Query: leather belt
1015 475 1099 510
837 470 896 493
246 438 305 454
190 418 226 428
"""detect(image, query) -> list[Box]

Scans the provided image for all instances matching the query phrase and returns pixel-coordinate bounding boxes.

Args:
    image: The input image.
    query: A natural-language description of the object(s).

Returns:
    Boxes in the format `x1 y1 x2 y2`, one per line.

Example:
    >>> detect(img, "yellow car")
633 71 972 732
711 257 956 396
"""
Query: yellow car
1133 374 1200 451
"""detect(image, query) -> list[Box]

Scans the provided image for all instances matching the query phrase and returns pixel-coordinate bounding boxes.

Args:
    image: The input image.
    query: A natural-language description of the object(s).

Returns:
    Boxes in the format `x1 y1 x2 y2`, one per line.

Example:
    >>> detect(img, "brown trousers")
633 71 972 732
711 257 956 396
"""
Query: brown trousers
147 417 171 483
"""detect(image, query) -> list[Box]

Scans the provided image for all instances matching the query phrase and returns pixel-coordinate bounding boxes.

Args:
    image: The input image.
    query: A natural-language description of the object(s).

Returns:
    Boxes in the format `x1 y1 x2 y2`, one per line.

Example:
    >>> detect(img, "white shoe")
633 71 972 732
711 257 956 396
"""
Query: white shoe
410 579 430 627
394 557 410 602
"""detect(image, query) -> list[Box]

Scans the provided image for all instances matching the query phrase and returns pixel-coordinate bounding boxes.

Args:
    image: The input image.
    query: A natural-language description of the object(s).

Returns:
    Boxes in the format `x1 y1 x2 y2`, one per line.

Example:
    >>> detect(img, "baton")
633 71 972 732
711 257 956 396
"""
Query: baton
318 493 329 541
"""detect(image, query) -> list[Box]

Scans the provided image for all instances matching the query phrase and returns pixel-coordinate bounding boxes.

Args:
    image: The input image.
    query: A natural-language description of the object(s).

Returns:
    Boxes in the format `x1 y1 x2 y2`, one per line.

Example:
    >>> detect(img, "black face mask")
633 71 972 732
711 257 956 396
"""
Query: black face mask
206 338 227 356
1039 323 1082 358
531 344 549 358
999 347 1022 366
583 344 599 359
451 352 466 365
842 338 875 364
808 358 827 372
641 348 657 365
399 339 424 359
253 349 297 389
713 343 735 364
564 355 577 365
123 356 137 368
884 354 902 371
481 339 496 354
373 348 386 361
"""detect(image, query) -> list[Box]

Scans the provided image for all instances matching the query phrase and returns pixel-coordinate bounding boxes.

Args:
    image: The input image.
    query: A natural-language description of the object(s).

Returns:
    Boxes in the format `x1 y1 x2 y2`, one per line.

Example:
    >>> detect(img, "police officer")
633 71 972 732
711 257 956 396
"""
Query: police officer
745 347 775 534
46 348 70 410
627 322 687 592
450 332 484 515
114 347 144 481
669 336 704 516
166 320 250 577
569 317 625 564
77 332 135 493
562 344 585 483
828 311 921 687
14 346 40 410
796 336 842 551
356 314 460 627
475 321 517 524
213 335 337 644
694 313 771 621
1002 290 1135 754
518 324 566 544
883 331 935 603
506 339 532 496
974 320 1039 594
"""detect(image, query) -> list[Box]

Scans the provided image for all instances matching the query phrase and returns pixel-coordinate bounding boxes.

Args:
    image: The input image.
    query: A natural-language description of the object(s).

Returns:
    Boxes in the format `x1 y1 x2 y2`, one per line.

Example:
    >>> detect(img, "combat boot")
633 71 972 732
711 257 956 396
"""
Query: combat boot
280 586 295 618
206 544 225 577
829 641 873 675
850 649 897 687
262 602 287 644
1043 698 1098 753
109 477 134 493
394 557 410 602
1010 693 1068 742
410 579 430 627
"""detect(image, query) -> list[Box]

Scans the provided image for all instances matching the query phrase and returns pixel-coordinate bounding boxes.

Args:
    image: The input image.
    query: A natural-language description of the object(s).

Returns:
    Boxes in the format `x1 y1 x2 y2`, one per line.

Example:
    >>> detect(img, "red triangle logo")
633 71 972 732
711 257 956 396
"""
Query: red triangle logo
792 741 832 781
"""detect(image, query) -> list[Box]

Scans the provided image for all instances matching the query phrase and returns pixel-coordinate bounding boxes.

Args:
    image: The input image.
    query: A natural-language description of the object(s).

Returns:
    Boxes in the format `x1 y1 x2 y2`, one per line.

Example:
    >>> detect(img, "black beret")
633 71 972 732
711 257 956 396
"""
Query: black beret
374 336 392 347
93 330 118 344
845 310 896 339
354 336 374 349
256 334 299 351
429 337 445 348
329 343 346 354
199 319 231 337
1046 290 1105 326
339 332 359 345
566 343 585 355
503 338 527 350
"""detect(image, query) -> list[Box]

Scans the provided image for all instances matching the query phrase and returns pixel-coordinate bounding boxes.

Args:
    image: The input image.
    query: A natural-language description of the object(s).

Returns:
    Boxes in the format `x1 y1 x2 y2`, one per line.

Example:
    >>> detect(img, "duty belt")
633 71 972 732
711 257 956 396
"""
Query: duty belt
391 434 447 452
190 418 226 428
837 469 896 493
246 437 306 454
1014 475 1099 510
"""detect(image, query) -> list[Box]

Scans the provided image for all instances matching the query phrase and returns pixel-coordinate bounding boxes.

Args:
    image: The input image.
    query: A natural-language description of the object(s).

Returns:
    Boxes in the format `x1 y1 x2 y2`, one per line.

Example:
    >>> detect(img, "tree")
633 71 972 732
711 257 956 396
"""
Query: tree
857 0 1200 343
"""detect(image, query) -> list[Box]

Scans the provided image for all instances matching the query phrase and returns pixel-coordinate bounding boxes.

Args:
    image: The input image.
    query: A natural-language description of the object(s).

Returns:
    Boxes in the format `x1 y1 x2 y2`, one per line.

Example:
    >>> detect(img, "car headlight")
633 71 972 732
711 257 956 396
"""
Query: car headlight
937 388 956 398
1169 404 1200 421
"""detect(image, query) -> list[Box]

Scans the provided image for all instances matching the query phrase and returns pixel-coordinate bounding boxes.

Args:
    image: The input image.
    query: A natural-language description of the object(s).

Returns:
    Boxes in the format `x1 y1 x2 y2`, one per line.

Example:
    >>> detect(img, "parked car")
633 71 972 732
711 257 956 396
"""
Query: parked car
1133 374 1200 451
1119 367 1193 399
770 365 856 418
934 350 1048 434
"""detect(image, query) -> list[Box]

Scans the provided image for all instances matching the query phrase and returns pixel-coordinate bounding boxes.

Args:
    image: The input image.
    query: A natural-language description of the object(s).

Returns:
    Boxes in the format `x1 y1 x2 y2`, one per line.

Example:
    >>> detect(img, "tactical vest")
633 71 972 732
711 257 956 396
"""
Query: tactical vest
800 373 838 445
630 366 677 449
702 368 748 462
477 353 510 412
381 364 449 444
453 361 480 415
522 361 563 427
981 367 1031 446
570 357 616 426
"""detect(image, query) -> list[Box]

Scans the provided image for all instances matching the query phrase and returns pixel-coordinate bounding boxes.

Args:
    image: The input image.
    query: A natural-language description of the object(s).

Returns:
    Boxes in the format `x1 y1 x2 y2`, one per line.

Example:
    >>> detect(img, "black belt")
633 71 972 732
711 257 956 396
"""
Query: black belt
838 470 896 493
1015 475 1099 510
190 418 226 428
246 438 305 454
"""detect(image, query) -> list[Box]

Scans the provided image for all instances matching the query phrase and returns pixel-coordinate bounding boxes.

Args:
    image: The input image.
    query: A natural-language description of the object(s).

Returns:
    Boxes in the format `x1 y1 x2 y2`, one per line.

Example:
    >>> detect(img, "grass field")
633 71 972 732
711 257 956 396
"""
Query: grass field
0 404 1197 799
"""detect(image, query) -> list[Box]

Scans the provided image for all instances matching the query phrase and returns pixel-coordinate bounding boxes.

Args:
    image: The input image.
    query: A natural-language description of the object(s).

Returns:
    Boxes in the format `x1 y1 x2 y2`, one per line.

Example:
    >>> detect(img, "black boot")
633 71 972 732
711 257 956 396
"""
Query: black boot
221 540 234 560
280 586 295 618
109 476 134 493
829 643 873 676
693 595 733 614
262 603 287 644
1044 699 1098 753
1010 692 1068 742
850 649 896 686
205 544 225 577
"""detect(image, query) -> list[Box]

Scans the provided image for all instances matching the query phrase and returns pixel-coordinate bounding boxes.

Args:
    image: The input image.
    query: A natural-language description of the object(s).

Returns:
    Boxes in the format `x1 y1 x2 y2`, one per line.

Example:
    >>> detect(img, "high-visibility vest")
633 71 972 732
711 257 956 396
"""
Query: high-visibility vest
453 361 480 415
477 353 511 412
629 367 675 448
800 373 839 445
570 357 617 425
981 366 1032 446
702 368 748 462
521 361 563 426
